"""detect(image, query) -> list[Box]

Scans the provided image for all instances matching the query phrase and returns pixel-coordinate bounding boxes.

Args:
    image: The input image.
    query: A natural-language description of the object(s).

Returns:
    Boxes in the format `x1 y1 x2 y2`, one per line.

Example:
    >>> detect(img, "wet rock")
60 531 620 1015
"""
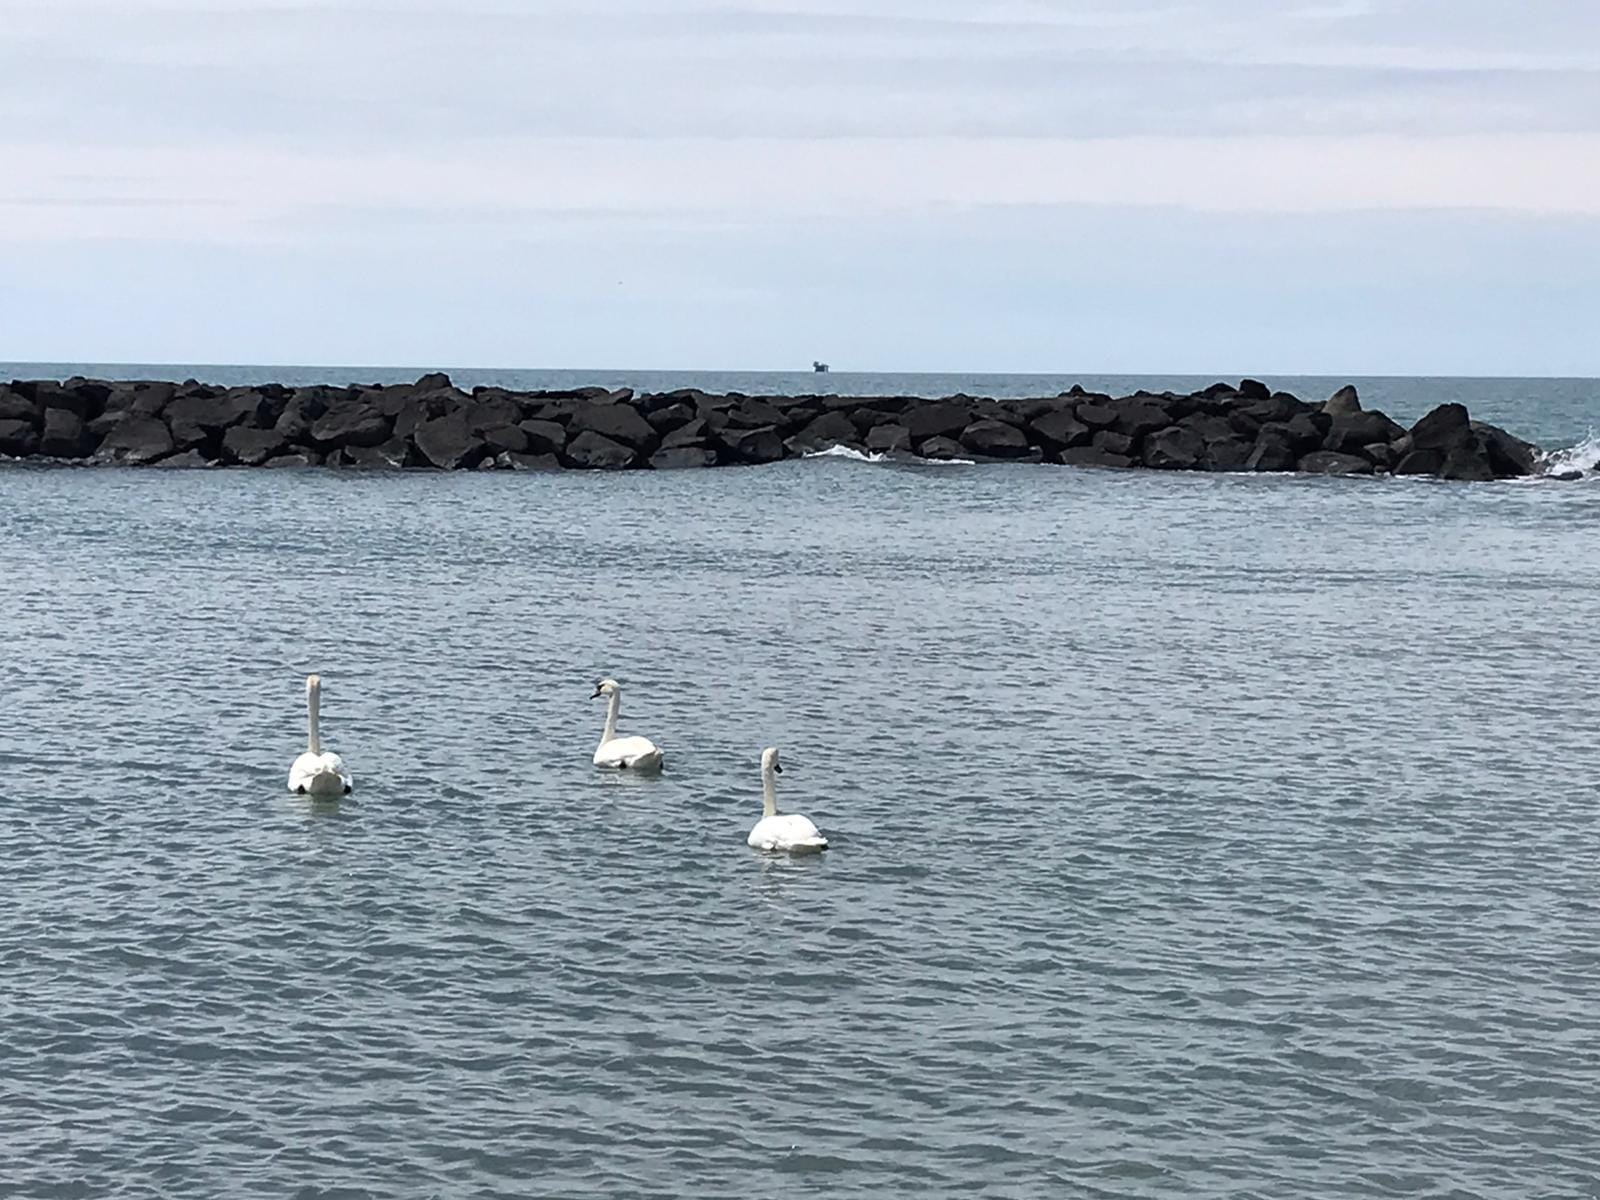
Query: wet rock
571 402 657 452
518 419 568 455
95 414 174 464
310 403 393 449
415 411 487 470
504 452 563 471
1245 428 1298 472
39 409 91 458
1029 409 1091 449
346 438 414 468
480 424 529 456
1205 439 1253 472
1473 421 1539 478
262 452 320 468
865 424 911 454
723 426 786 464
903 401 972 441
1409 403 1471 451
0 418 40 457
564 430 637 469
1059 445 1133 469
650 446 719 469
792 410 858 450
1362 442 1394 472
1142 425 1205 470
918 436 970 460
1298 451 1374 476
1091 431 1136 457
221 426 288 466
960 419 1032 459
155 449 215 469
1393 448 1444 476
1440 444 1496 482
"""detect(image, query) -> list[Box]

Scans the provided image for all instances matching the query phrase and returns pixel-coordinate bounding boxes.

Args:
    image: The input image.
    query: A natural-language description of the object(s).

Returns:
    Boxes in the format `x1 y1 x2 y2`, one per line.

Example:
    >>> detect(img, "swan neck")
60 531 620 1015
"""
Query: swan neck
600 690 620 745
761 765 777 819
306 685 323 756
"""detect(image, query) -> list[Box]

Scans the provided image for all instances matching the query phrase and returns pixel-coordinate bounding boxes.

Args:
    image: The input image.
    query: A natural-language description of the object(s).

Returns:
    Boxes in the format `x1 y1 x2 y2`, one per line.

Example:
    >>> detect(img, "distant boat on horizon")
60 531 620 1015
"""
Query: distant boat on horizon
813 360 830 373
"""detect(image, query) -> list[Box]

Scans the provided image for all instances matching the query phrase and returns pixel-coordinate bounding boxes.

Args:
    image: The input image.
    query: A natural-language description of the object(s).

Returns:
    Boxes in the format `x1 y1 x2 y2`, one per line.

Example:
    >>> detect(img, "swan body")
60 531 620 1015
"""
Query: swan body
591 678 663 770
288 674 353 796
747 747 828 853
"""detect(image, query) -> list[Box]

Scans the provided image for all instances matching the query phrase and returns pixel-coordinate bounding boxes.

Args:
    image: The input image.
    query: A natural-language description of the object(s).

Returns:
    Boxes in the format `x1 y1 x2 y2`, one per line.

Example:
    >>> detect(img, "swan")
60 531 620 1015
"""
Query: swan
747 747 828 853
590 678 664 770
287 673 353 796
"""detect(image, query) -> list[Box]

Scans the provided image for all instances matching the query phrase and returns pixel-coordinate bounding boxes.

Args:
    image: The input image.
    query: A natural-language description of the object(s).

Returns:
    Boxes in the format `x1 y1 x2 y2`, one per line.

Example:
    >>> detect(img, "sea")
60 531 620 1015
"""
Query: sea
2 365 1598 1199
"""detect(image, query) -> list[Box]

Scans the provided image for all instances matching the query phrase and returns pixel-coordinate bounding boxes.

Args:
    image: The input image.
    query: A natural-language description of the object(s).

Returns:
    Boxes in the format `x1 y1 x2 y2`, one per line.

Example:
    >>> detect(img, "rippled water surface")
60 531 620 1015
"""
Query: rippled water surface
3 450 1599 1197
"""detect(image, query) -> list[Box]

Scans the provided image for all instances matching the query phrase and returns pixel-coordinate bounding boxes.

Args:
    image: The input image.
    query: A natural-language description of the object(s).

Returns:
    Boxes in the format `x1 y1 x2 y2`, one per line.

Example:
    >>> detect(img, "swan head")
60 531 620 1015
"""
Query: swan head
306 673 322 694
590 678 620 700
762 746 782 775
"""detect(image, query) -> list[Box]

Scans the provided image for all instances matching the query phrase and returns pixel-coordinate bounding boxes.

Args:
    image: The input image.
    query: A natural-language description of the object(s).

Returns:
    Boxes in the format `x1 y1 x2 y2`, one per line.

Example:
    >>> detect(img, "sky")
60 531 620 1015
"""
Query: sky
1 0 1597 375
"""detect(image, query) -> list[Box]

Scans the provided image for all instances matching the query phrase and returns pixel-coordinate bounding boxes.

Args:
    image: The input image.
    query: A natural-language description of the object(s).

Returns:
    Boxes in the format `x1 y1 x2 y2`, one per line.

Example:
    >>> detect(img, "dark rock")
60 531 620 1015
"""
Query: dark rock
1548 468 1584 482
262 453 319 468
0 418 40 457
659 420 711 451
1092 431 1136 457
518 419 568 455
466 396 524 434
1283 412 1332 455
220 426 288 466
345 438 413 468
727 399 787 430
1205 438 1254 472
0 387 40 424
903 401 972 441
166 389 268 450
723 426 786 464
1323 385 1361 415
96 414 174 464
1245 428 1299 472
1226 409 1263 440
1472 421 1539 478
571 403 657 452
413 371 453 392
865 424 911 454
960 419 1032 459
504 452 563 471
154 449 215 469
1299 451 1374 476
849 405 904 435
1059 445 1133 469
1112 401 1172 442
1076 401 1117 430
39 409 92 458
310 403 393 449
1178 413 1236 445
1440 444 1496 482
564 430 637 470
1240 393 1310 425
792 410 858 450
1393 448 1445 476
1362 442 1394 472
1238 379 1271 401
414 411 487 470
650 446 720 469
1030 409 1092 449
1142 425 1206 470
918 436 970 461
1325 410 1405 454
480 424 529 455
645 402 697 433
1409 403 1471 451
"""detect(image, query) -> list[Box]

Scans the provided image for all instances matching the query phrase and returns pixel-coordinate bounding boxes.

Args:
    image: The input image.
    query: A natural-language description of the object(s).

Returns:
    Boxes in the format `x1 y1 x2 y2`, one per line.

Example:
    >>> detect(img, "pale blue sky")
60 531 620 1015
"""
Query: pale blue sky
2 0 1597 374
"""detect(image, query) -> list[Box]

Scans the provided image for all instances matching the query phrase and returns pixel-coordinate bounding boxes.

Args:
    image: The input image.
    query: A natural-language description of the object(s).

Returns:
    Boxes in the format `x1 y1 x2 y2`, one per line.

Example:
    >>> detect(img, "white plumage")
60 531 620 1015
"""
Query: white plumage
747 747 828 853
287 674 353 796
590 678 664 771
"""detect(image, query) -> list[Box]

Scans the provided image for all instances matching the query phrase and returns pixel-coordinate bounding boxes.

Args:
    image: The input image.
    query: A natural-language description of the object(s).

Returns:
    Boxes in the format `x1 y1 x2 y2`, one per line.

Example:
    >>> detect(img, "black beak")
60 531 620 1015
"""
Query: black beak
774 762 783 774
589 686 603 699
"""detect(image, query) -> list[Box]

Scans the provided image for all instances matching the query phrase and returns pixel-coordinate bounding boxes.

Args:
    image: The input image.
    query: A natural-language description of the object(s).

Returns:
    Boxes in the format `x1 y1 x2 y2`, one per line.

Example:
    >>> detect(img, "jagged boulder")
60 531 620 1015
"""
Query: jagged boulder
39 409 92 458
1473 421 1539 477
903 401 972 441
0 418 40 457
1142 425 1205 470
564 431 637 469
1245 428 1298 472
1237 379 1271 401
1324 410 1405 455
518 419 568 455
960 419 1032 459
1323 385 1361 415
791 410 858 450
95 415 174 464
918 436 969 460
1029 408 1091 449
414 411 487 469
221 426 289 466
310 402 393 449
865 424 910 454
722 426 786 464
1112 401 1171 442
1299 450 1374 476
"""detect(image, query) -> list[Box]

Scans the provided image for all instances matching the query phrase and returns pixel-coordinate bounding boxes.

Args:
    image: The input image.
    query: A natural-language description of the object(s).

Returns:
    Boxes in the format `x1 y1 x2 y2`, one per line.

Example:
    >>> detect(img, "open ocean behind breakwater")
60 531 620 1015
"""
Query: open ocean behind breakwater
2 365 1598 1198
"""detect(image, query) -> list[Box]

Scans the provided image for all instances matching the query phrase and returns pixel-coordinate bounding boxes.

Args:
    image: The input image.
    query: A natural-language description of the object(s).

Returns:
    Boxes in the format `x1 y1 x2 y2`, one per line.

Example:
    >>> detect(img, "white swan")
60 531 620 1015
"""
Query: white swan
287 673 353 796
747 747 828 853
590 678 664 770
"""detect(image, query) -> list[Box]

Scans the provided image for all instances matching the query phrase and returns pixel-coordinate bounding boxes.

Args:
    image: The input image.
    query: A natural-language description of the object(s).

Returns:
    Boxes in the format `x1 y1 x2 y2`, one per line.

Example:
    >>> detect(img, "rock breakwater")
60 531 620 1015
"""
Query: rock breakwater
0 374 1552 480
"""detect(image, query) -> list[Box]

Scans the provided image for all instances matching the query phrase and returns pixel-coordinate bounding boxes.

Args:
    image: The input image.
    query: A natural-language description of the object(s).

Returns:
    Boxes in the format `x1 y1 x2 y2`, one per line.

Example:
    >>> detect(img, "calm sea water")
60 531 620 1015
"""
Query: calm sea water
2 366 1599 1198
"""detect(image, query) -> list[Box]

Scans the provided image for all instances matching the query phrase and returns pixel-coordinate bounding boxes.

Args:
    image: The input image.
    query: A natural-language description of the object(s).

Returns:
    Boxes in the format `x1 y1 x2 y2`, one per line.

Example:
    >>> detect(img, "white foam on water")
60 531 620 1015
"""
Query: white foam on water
1542 432 1600 476
802 444 977 467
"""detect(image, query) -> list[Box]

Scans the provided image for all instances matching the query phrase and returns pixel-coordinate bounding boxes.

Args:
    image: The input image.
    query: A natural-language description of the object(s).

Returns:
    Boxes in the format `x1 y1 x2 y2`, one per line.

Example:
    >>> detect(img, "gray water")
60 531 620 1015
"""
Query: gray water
2 369 1600 1198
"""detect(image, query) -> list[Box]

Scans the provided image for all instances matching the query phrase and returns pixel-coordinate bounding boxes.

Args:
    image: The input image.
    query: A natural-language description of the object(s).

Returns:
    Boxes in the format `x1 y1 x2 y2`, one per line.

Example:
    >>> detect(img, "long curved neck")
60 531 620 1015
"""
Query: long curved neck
761 765 777 818
601 691 620 744
306 687 323 755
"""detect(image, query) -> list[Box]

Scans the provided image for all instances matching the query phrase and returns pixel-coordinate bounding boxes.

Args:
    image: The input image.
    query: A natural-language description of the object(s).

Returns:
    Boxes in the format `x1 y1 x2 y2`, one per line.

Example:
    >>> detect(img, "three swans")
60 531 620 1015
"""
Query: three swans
747 747 828 853
590 678 664 770
288 673 353 796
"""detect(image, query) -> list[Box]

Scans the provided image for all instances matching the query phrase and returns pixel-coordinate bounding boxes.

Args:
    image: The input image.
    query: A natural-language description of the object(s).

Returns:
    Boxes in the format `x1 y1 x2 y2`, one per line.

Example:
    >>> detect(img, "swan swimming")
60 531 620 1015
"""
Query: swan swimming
287 673 353 796
590 678 664 770
747 747 828 853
